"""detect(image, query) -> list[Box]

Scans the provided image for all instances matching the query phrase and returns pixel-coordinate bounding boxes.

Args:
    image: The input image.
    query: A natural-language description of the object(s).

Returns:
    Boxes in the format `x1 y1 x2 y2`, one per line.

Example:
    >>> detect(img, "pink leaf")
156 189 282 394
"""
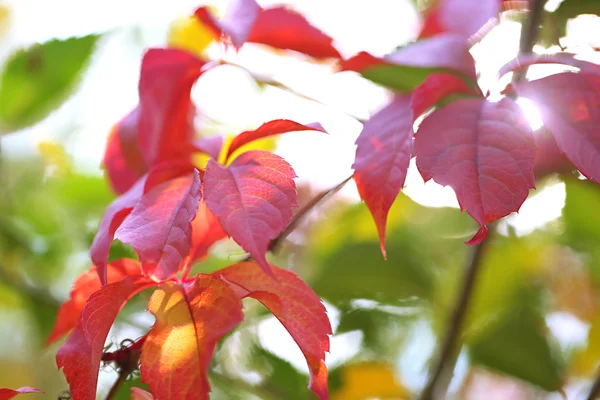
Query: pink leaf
215 261 331 400
90 177 146 285
203 151 297 276
192 135 225 160
226 119 326 161
56 276 156 400
115 171 201 281
0 387 43 400
515 72 600 182
419 0 500 41
353 96 413 258
411 73 481 119
137 48 206 166
47 259 143 345
220 0 262 48
414 98 535 243
130 388 154 400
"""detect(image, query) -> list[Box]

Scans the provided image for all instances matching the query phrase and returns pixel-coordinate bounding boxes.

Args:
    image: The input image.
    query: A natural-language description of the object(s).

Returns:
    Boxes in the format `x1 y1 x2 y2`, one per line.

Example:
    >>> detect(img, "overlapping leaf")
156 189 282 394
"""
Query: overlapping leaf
226 119 326 161
194 0 340 59
514 72 600 183
56 276 156 400
214 261 331 400
103 49 205 193
140 276 243 400
419 0 500 40
189 201 227 263
47 259 142 344
115 171 201 281
203 151 297 275
411 73 481 119
341 34 476 92
414 97 535 243
353 96 414 257
0 387 43 400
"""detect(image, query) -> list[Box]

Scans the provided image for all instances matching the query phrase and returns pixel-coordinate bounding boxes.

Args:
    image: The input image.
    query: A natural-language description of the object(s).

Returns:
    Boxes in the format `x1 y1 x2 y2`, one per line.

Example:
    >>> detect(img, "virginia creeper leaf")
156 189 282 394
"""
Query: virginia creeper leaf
533 130 572 180
214 261 331 400
103 109 146 194
131 388 154 400
193 135 225 160
226 119 326 161
411 73 481 119
90 177 146 285
353 96 413 258
0 387 43 400
514 73 600 183
140 276 243 400
194 3 341 59
0 35 99 132
414 97 535 244
47 259 142 345
419 0 500 40
115 171 201 281
189 200 227 263
341 34 477 92
203 151 297 275
137 48 206 167
56 276 156 400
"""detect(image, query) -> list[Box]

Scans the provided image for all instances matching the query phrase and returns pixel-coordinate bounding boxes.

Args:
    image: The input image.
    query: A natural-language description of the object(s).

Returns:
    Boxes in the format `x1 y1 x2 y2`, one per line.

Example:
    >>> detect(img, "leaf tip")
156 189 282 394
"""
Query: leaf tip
465 225 488 245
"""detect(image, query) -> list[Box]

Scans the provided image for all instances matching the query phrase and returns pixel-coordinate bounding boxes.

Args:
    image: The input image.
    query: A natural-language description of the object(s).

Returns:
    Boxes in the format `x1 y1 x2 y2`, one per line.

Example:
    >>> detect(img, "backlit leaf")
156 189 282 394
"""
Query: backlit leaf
115 171 201 281
225 119 326 161
204 151 297 275
419 0 500 40
56 276 156 400
47 259 142 344
140 276 243 400
168 14 218 57
353 96 413 257
189 201 227 264
414 97 535 244
332 363 408 400
214 261 331 400
514 72 600 183
0 35 98 132
130 388 154 400
0 387 43 400
411 73 481 119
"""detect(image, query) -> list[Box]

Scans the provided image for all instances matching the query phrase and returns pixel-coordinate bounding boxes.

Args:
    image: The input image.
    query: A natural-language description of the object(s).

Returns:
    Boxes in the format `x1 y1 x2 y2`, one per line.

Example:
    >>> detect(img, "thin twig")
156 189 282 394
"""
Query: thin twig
419 234 492 400
105 371 129 400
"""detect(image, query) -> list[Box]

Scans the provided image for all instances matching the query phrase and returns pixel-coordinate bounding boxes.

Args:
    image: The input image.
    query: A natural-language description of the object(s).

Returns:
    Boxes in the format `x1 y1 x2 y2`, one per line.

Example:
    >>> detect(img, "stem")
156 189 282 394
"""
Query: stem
419 234 492 400
105 371 128 400
587 374 600 400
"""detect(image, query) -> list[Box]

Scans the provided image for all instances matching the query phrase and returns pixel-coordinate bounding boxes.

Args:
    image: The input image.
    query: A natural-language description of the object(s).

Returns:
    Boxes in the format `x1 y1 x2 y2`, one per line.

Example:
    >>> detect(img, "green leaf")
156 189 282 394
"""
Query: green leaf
0 34 99 132
361 65 437 92
468 293 565 392
540 0 600 46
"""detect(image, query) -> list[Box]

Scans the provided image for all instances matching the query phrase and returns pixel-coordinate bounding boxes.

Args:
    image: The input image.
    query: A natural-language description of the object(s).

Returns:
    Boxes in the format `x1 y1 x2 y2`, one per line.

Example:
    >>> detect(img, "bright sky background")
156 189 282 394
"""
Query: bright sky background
1 0 600 396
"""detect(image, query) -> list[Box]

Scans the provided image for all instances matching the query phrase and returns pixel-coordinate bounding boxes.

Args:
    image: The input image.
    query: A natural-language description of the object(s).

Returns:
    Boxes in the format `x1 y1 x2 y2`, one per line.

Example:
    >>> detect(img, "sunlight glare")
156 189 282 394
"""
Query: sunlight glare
516 97 543 131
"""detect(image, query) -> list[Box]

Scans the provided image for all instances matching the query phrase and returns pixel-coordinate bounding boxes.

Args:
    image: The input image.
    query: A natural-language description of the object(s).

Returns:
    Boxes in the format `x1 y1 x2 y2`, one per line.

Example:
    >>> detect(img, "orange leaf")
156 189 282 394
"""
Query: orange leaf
140 276 243 400
57 276 156 400
189 200 227 263
47 259 142 345
214 261 331 400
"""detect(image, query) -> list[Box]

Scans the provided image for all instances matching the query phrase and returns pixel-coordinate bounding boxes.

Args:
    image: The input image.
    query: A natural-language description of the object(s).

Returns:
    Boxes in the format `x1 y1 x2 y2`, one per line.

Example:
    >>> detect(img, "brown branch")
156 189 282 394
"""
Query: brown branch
104 337 145 400
588 369 600 399
419 233 492 400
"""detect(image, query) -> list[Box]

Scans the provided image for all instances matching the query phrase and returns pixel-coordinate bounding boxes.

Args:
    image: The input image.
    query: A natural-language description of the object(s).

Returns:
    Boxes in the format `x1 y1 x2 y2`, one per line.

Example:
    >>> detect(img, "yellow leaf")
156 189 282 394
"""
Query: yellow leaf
221 134 278 165
332 362 409 400
167 14 218 58
0 5 10 39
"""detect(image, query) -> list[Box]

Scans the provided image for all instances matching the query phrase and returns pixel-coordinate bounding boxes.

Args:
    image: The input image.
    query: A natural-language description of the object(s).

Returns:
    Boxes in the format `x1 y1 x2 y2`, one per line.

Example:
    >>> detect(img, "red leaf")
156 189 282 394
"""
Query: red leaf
353 96 413 258
115 171 201 281
499 54 600 78
414 98 535 243
203 151 297 275
194 3 341 59
0 387 43 400
189 200 227 263
248 7 341 59
140 276 243 400
533 130 572 180
193 135 225 160
214 261 331 400
137 49 206 166
515 73 600 182
103 109 146 194
411 73 481 119
47 259 142 345
56 276 156 400
341 34 477 80
90 177 146 285
226 119 326 161
419 0 500 40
